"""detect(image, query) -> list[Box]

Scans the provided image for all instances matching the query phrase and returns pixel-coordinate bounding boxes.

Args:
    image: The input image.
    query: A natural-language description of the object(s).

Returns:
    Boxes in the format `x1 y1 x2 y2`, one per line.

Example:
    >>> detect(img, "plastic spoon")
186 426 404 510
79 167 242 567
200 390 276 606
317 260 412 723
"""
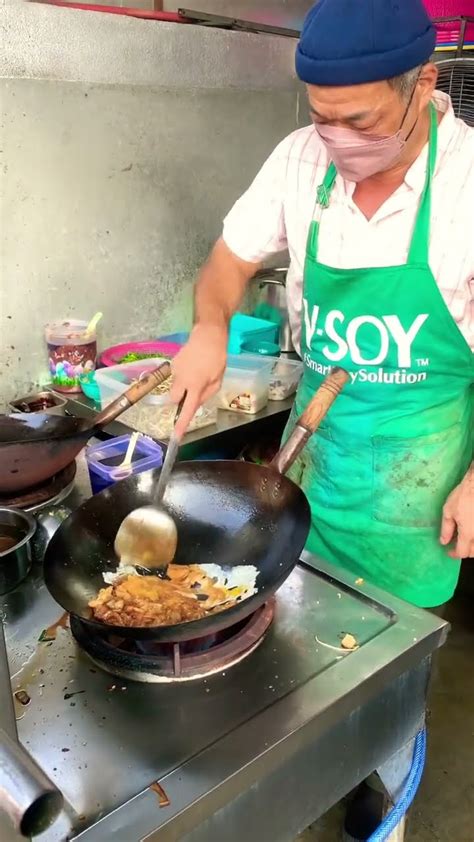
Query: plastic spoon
84 312 103 338
110 432 140 481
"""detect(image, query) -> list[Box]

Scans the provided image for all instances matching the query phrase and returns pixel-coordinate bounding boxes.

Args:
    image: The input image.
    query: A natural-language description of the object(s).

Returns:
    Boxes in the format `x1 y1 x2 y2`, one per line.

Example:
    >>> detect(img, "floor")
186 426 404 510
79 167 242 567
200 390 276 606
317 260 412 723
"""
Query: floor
297 568 474 842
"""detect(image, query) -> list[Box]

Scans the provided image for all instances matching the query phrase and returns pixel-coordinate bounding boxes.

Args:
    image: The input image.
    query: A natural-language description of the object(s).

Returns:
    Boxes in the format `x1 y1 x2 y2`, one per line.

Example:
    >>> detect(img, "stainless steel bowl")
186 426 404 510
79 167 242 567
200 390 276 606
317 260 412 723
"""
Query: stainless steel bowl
0 508 36 594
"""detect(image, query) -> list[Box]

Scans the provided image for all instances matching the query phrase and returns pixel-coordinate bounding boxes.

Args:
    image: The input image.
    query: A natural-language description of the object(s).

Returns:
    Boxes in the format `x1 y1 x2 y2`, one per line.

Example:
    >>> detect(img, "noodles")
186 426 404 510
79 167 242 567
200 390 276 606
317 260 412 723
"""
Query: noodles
88 563 258 628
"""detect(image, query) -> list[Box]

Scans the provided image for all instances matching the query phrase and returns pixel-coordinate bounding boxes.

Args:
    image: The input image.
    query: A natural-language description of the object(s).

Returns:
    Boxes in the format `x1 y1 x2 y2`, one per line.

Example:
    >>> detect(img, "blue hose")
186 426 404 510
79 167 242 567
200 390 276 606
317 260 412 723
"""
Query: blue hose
367 728 427 842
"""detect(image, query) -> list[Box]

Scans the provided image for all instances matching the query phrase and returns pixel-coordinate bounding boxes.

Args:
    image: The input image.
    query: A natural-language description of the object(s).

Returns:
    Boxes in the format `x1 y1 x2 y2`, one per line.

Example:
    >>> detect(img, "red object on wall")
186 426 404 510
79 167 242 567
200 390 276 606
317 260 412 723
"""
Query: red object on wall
423 1 474 44
38 1 190 23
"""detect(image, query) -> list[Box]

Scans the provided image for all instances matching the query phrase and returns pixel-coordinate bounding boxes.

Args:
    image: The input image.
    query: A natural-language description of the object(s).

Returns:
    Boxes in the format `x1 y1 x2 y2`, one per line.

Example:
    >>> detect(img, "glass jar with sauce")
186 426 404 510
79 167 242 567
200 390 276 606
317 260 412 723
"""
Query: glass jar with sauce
45 320 98 393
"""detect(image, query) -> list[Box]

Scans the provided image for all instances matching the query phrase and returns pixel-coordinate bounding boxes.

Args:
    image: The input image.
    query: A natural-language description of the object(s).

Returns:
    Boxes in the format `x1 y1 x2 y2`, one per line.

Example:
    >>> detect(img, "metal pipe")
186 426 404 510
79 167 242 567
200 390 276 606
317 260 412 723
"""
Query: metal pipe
0 624 63 837
0 727 63 837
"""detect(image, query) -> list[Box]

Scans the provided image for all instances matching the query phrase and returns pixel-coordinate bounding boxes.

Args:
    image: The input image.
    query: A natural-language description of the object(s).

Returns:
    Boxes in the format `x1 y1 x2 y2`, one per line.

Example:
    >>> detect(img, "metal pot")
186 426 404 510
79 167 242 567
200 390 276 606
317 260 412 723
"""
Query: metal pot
0 508 36 595
252 268 294 353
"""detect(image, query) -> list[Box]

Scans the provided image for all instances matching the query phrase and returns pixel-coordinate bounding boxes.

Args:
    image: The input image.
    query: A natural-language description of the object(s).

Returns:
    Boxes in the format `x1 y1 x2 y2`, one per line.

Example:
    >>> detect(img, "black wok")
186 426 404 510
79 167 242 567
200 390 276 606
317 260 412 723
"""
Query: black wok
44 368 349 643
0 362 171 494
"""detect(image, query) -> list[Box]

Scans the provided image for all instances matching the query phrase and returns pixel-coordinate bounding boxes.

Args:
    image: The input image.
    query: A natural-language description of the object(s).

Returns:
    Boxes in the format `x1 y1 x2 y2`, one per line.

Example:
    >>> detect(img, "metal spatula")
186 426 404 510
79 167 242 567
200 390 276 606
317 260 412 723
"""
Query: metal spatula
114 398 185 570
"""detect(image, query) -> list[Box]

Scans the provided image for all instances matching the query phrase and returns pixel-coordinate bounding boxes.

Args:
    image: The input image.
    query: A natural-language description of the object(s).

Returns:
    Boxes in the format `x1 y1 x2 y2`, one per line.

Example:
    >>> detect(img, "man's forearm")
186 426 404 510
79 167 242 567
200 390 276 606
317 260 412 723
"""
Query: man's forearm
194 238 260 329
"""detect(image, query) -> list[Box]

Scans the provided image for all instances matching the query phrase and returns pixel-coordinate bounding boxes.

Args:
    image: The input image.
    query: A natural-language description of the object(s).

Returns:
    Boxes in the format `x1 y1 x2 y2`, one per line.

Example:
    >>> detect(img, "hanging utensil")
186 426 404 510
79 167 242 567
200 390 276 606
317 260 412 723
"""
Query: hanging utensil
114 396 186 570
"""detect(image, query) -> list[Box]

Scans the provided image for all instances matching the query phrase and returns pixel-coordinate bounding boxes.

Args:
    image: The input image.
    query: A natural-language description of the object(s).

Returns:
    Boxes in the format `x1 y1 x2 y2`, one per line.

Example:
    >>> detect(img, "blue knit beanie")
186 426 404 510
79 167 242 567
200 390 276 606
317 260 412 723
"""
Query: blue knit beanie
296 0 436 86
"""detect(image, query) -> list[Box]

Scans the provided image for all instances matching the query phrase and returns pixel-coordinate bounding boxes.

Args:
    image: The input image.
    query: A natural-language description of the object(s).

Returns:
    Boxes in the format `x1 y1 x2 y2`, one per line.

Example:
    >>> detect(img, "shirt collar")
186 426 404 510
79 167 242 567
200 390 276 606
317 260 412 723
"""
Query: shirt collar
404 91 456 191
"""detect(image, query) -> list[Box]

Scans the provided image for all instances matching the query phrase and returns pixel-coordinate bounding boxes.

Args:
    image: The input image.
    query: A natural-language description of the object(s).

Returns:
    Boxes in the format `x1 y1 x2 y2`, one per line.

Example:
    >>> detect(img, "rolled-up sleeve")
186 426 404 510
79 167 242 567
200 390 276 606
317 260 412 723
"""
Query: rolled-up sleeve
223 138 289 263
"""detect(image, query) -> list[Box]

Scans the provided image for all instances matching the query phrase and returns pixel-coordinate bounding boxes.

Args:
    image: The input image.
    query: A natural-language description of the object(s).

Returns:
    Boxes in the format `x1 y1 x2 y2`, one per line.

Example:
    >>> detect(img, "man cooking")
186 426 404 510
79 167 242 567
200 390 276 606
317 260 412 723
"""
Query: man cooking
171 0 474 611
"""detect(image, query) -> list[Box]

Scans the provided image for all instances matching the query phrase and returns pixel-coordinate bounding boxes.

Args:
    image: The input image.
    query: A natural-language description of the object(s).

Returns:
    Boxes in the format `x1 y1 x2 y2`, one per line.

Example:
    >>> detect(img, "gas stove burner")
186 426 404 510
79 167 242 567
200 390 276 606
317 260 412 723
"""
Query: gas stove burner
0 462 76 512
70 601 275 683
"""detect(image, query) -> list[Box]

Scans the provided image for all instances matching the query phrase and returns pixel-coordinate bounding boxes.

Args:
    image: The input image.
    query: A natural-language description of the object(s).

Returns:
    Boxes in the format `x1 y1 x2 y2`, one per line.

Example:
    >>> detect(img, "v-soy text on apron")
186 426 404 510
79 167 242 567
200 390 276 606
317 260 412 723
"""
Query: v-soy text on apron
287 104 473 607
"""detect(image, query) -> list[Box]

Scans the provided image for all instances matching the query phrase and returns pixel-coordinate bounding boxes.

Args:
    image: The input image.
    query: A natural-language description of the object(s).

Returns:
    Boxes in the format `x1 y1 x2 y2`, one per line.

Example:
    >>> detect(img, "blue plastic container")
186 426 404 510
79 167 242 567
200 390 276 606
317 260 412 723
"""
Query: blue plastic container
86 434 164 494
228 313 279 354
159 317 279 356
241 339 281 356
79 371 101 404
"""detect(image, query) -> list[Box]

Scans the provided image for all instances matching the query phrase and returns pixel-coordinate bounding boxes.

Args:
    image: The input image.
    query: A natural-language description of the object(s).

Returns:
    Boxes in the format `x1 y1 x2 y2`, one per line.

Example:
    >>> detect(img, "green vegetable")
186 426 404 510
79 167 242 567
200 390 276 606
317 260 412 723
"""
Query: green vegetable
119 352 167 364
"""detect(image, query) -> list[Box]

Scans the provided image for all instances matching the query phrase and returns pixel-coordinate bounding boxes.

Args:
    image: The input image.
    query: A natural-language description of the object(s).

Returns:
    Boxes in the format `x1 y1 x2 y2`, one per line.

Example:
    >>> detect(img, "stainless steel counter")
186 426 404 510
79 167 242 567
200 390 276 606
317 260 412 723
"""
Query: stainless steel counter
0 456 448 842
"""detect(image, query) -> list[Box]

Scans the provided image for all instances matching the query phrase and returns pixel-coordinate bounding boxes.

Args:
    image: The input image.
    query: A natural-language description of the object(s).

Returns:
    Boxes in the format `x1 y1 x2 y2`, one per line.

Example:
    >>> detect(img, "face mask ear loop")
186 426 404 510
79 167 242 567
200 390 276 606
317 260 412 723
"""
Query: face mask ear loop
399 68 423 141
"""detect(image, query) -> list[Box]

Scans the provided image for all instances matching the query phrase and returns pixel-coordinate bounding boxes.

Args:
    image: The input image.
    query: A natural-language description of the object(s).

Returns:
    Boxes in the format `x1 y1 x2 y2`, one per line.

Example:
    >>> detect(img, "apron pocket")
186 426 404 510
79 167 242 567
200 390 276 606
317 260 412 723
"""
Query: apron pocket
372 423 463 528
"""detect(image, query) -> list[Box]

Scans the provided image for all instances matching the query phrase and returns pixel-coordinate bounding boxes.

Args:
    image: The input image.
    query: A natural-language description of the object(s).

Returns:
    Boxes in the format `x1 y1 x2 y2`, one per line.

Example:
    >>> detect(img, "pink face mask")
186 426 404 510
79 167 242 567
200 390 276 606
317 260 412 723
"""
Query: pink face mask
313 85 420 182
314 122 407 182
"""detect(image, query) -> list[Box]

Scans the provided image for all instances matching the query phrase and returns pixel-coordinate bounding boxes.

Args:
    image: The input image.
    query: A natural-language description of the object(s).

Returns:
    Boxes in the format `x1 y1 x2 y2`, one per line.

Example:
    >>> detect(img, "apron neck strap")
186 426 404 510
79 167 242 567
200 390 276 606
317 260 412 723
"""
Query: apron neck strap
310 102 438 265
316 164 338 209
407 102 438 265
307 163 337 253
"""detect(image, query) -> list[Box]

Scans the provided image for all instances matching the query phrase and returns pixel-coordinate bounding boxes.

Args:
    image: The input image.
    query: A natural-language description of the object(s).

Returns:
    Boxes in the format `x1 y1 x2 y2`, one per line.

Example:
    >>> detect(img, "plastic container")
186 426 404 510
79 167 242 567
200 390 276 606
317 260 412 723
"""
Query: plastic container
228 313 279 355
218 354 273 415
95 358 218 439
268 358 303 401
86 434 164 494
99 340 182 368
241 339 281 357
79 371 101 404
45 320 97 393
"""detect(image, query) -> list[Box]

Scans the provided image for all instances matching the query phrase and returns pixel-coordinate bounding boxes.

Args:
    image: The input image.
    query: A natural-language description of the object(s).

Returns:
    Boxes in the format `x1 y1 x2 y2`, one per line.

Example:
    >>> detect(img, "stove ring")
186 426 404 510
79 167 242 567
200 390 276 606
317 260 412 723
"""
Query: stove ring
70 601 275 683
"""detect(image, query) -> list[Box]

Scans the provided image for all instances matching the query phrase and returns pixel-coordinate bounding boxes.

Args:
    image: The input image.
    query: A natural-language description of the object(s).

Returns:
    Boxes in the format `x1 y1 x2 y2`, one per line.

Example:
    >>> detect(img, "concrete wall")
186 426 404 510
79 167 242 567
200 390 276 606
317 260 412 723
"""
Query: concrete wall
0 3 304 402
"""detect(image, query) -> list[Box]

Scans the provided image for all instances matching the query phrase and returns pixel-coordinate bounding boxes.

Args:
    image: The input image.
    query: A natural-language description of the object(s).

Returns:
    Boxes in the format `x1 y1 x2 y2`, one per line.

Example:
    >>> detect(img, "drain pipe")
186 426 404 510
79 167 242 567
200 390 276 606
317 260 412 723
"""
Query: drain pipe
368 729 427 842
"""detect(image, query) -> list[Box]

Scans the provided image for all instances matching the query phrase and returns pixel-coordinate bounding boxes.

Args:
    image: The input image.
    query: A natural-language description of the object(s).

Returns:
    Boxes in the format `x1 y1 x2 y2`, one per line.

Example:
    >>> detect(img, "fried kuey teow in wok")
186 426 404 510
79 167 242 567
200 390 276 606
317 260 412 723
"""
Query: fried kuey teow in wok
88 563 258 628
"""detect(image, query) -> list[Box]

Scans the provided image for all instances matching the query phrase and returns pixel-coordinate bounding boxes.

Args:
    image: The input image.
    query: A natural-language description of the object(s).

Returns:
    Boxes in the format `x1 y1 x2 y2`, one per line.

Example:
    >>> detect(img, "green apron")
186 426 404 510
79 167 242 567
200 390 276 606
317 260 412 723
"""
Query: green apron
287 104 473 608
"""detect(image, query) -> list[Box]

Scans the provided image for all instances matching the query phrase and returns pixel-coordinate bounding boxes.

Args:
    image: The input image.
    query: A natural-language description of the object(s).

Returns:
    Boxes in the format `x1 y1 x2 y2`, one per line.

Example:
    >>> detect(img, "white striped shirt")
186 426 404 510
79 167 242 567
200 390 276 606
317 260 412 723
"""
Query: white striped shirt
223 91 474 353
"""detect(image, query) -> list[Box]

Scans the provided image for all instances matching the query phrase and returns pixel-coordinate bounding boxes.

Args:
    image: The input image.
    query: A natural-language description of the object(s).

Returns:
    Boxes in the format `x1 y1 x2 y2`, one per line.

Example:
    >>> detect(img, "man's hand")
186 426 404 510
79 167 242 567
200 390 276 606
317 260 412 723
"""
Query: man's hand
170 324 228 439
440 465 474 559
168 238 260 440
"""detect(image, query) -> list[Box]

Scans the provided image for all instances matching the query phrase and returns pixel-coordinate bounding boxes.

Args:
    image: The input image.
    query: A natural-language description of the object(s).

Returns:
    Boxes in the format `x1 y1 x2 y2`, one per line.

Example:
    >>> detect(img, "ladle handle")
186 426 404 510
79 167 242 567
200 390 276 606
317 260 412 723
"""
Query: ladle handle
154 393 187 505
94 362 172 428
271 367 349 475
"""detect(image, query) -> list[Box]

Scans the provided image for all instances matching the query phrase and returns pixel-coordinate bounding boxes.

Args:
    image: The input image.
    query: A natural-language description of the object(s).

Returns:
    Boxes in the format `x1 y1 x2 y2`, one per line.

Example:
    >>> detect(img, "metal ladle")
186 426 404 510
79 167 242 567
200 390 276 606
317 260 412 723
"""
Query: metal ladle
114 398 185 570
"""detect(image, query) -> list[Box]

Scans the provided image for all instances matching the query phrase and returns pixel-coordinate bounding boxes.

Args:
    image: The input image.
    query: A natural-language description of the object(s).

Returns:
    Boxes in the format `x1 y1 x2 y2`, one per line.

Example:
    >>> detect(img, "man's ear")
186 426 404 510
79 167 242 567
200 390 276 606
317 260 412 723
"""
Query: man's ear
418 62 438 110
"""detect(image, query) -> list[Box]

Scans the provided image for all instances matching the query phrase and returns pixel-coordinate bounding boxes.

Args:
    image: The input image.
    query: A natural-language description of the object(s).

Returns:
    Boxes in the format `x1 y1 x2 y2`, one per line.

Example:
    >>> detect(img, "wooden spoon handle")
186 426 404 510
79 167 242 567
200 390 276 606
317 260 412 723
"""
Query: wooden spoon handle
299 367 349 433
271 366 349 476
95 362 172 428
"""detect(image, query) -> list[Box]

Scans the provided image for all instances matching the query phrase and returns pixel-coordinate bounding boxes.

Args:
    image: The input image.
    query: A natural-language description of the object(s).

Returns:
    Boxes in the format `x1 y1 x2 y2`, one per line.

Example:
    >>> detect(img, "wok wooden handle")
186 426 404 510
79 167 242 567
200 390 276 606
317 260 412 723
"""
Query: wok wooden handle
299 367 349 433
94 362 172 428
271 366 349 476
